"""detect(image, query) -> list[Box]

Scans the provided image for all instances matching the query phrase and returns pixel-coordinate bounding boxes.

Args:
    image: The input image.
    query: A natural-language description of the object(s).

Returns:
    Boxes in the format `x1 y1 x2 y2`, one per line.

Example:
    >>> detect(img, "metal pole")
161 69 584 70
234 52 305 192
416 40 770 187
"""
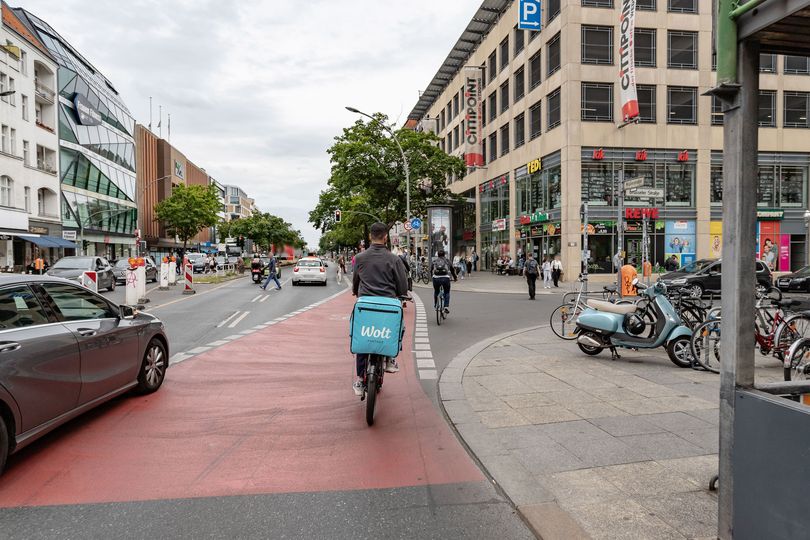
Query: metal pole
582 202 589 291
643 213 649 284
717 40 759 540
716 0 738 85
617 167 625 281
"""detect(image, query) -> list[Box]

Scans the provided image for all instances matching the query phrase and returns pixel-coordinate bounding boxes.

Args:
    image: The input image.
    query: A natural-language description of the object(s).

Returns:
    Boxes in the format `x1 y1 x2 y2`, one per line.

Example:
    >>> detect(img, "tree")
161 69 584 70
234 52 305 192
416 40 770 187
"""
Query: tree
309 113 465 242
154 184 221 251
229 212 306 254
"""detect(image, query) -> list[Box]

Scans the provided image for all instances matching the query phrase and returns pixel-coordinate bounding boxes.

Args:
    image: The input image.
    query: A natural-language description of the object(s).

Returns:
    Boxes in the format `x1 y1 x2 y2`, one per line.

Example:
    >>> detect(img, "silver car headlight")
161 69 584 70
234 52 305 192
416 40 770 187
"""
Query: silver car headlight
671 278 688 285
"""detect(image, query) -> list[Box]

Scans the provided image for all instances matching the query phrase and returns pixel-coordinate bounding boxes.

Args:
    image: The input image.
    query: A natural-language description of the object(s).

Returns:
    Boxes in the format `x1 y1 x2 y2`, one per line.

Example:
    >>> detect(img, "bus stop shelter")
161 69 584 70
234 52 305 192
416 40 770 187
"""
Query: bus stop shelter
714 1 810 537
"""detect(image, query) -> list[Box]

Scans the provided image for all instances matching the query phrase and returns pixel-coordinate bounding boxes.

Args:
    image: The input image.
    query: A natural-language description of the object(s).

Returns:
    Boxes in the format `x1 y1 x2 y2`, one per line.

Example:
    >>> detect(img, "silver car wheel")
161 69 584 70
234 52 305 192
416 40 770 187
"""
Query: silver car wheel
144 343 165 387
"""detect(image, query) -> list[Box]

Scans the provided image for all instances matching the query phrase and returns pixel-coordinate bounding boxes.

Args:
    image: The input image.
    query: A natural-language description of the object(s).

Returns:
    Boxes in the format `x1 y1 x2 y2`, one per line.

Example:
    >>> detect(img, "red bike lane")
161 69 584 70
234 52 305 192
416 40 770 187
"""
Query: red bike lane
0 290 482 507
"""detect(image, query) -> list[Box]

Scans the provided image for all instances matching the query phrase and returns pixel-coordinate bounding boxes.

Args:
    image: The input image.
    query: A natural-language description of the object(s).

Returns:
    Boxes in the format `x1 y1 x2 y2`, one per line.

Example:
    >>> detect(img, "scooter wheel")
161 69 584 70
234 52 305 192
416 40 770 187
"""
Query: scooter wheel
577 332 604 356
667 335 693 368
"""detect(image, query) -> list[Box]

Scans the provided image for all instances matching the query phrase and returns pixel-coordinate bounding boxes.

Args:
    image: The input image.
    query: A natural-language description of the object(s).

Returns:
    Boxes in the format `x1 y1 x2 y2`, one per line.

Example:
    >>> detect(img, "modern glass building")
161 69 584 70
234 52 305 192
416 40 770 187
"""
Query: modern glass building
14 8 137 258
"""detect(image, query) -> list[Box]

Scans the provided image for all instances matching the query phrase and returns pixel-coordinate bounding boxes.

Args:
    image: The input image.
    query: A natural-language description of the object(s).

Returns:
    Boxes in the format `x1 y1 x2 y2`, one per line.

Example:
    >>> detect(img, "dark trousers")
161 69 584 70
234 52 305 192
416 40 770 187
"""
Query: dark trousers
433 277 451 307
552 269 561 287
526 274 537 299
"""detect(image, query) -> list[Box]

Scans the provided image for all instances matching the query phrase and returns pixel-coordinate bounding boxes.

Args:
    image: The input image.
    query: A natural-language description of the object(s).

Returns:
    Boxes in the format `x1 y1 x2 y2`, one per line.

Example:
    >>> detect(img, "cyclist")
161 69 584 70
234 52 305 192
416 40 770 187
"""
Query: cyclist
432 249 457 314
351 222 409 395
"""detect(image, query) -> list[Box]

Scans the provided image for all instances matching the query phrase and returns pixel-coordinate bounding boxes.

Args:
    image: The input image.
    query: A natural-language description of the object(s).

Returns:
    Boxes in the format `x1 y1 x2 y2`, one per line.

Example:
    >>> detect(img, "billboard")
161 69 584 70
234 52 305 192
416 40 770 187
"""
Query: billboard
665 220 696 267
618 0 639 122
462 66 484 168
428 206 452 260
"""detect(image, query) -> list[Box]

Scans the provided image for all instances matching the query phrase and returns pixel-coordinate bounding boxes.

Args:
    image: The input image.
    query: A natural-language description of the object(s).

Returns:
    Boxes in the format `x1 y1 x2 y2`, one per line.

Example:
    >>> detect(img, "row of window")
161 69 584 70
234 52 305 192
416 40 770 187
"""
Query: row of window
581 0 696 13
580 83 700 124
0 46 29 76
712 91 810 128
0 175 55 215
583 27 699 69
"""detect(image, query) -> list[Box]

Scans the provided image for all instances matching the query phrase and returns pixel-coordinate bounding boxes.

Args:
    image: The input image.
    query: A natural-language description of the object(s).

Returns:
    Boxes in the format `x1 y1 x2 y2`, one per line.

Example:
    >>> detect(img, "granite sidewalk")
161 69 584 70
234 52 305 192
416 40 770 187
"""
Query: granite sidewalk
439 327 783 539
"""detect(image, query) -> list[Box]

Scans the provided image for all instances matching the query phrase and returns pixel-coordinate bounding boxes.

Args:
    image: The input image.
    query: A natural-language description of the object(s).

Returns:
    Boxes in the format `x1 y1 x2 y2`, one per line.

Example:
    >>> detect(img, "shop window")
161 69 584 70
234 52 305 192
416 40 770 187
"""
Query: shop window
488 133 497 164
760 54 776 73
780 165 806 207
666 163 694 206
547 33 561 76
784 91 810 128
500 81 510 113
515 113 526 148
517 174 533 216
488 51 497 83
711 165 723 205
548 166 562 209
582 26 613 65
530 100 542 139
667 86 697 124
784 55 810 75
668 31 698 69
711 95 724 126
582 0 612 6
758 165 776 207
515 27 525 56
500 37 509 71
547 88 561 129
668 0 697 13
623 163 657 206
500 124 510 157
488 92 497 122
581 163 616 206
635 29 656 67
581 82 613 122
759 90 776 127
637 0 656 10
514 67 525 102
637 85 656 123
529 52 542 90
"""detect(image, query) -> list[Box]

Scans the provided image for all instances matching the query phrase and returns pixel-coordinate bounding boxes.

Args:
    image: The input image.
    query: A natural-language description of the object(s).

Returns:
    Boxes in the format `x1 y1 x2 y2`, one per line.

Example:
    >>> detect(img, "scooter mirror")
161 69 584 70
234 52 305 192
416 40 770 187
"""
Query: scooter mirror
632 277 639 286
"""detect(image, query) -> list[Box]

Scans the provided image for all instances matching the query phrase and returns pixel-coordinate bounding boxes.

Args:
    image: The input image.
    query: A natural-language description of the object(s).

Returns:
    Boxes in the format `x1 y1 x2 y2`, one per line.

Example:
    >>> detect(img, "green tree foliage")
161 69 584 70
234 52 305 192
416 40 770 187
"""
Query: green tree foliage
154 184 221 250
229 212 306 254
309 114 465 245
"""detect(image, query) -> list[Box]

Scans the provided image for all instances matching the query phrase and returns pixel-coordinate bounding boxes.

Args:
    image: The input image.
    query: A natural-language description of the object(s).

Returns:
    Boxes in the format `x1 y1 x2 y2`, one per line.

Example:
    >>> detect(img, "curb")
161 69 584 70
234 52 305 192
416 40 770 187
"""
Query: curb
438 324 590 540
412 282 562 296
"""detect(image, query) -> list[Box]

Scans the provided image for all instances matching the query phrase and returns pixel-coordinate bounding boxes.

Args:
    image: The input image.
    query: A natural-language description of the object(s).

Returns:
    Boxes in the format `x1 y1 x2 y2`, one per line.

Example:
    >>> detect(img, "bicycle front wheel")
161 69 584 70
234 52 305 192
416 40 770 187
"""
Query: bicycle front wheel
550 302 580 340
774 313 810 360
421 273 430 285
690 319 721 373
785 338 810 381
436 295 444 326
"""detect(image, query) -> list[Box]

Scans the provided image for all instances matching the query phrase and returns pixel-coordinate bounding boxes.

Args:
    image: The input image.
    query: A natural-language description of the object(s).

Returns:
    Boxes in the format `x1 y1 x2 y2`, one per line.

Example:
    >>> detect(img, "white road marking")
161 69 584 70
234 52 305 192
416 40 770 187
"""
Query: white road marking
259 295 270 303
229 311 250 328
207 340 229 347
253 325 268 330
240 329 256 335
417 358 436 369
216 311 240 328
225 334 243 340
419 369 438 380
414 343 431 350
415 337 430 343
414 350 433 359
250 294 263 303
169 353 191 365
187 346 211 355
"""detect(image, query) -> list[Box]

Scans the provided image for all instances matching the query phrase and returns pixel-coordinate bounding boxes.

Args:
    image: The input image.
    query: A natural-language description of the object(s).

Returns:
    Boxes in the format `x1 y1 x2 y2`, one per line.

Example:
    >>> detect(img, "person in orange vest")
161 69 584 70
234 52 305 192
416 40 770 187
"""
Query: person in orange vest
620 258 639 297
34 256 45 275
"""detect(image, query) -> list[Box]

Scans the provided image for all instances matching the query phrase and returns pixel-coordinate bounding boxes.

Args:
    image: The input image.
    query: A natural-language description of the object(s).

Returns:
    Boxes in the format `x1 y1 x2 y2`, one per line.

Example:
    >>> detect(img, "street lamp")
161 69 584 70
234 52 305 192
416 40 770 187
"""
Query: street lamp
0 90 15 97
345 106 412 254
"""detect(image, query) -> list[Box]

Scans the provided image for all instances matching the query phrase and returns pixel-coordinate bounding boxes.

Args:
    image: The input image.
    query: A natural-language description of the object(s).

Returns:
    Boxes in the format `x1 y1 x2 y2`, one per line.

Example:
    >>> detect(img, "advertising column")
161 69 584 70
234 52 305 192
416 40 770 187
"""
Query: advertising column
427 206 453 263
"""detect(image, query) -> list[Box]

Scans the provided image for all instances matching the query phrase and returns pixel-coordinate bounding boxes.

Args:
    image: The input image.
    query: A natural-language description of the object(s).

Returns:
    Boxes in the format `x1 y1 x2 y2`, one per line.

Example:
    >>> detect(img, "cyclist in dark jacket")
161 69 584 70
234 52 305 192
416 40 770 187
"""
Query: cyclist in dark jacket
431 250 457 314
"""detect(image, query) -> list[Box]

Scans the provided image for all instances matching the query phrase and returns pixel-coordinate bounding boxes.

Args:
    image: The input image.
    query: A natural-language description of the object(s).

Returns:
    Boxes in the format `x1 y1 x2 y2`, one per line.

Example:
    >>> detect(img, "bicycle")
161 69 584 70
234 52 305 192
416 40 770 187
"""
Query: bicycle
361 353 385 426
336 265 343 284
417 264 431 285
550 276 621 340
435 280 449 325
784 336 810 381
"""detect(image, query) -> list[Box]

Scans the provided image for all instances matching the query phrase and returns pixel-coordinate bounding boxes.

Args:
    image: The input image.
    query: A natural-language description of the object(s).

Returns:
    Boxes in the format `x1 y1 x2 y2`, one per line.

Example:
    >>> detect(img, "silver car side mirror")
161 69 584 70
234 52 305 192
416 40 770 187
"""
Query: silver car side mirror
119 305 136 320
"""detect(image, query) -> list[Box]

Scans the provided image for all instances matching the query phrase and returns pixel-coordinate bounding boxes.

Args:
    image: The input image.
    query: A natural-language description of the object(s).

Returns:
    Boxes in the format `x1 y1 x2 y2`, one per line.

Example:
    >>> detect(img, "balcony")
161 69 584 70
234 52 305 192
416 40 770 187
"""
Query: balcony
34 79 55 104
36 159 57 175
35 120 55 133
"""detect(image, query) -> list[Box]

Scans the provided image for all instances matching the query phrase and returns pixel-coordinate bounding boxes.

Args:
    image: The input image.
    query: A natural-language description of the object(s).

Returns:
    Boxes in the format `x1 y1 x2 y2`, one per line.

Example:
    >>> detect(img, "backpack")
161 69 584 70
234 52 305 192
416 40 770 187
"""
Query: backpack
433 257 449 276
525 259 539 275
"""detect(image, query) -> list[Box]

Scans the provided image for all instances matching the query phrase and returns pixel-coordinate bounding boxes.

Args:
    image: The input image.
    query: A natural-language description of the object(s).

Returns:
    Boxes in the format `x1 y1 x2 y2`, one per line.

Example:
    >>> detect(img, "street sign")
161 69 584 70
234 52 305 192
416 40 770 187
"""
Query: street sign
624 176 645 191
403 222 412 231
518 0 542 31
62 230 77 241
410 217 422 230
628 187 665 198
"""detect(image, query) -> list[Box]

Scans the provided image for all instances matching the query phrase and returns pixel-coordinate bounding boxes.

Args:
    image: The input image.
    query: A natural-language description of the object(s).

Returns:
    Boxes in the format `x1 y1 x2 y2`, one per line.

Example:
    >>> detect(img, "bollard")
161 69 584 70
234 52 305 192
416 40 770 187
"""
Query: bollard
136 257 150 304
168 256 177 286
159 257 169 290
81 270 98 293
125 261 138 306
182 263 195 294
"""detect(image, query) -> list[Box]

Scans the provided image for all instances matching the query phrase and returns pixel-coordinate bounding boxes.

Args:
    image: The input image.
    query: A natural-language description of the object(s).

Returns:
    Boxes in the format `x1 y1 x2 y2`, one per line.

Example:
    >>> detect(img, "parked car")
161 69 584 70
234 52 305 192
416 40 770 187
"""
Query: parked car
112 257 158 284
47 256 116 292
0 275 169 474
776 266 810 292
291 257 327 286
658 258 772 297
187 254 208 274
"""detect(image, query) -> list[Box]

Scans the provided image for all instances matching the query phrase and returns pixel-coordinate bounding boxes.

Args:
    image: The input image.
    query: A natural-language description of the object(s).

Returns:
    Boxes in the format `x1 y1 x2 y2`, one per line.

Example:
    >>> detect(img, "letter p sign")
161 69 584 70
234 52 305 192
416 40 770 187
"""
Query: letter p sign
518 0 542 31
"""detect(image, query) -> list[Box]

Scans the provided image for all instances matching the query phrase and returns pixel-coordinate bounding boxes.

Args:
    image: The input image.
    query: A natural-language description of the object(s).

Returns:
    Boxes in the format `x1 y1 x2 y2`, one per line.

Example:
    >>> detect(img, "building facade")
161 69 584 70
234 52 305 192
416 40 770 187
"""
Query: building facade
409 0 810 277
0 2 68 270
16 7 137 260
225 185 253 221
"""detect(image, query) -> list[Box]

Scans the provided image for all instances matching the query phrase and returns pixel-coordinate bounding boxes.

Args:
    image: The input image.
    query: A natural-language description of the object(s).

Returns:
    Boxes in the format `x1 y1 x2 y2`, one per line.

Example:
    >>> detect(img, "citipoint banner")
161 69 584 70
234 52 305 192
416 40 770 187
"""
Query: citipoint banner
619 0 639 122
463 66 484 168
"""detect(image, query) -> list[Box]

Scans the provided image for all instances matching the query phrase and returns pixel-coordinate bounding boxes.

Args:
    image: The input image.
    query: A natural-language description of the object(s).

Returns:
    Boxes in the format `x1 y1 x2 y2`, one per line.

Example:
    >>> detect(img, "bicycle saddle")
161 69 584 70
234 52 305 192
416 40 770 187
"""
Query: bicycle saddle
603 285 618 293
775 299 802 308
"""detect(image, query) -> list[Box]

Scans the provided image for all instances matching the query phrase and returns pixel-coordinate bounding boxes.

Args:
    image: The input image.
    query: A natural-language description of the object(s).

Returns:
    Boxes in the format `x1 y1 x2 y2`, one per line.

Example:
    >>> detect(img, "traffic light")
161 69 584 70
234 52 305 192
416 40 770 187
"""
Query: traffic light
334 209 342 223
237 236 244 247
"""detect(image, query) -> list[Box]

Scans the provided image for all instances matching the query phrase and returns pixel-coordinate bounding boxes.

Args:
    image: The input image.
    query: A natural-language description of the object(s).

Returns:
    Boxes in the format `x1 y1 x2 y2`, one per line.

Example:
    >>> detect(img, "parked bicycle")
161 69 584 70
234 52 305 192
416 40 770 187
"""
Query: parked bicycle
550 276 622 340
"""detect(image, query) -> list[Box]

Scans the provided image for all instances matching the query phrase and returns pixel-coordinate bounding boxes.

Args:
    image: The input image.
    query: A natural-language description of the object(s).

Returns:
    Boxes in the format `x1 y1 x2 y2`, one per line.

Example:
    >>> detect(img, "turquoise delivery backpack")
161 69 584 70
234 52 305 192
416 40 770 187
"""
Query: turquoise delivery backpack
350 296 404 358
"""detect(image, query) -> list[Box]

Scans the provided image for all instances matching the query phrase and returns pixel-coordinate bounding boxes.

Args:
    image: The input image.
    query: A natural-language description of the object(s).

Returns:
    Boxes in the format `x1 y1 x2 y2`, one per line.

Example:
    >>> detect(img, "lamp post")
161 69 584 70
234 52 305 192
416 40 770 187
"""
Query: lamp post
804 210 810 267
345 106 412 254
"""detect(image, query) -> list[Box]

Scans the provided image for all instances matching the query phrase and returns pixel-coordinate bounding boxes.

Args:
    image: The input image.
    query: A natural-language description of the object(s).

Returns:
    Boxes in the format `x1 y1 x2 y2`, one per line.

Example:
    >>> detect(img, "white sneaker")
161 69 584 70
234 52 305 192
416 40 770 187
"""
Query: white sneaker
353 380 363 396
384 358 400 373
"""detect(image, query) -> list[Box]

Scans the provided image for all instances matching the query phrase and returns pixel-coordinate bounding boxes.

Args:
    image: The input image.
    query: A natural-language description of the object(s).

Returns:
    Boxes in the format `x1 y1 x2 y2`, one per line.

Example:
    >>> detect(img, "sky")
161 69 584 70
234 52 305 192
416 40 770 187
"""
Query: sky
17 0 483 247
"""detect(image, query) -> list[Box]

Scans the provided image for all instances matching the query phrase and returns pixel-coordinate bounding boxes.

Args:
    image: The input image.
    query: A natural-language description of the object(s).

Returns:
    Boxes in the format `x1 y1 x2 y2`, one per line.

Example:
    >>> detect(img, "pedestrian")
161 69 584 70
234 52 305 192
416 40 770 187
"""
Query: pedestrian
542 257 552 289
472 249 479 272
523 253 539 299
466 256 473 277
458 254 466 279
551 255 563 287
260 253 282 291
399 249 412 291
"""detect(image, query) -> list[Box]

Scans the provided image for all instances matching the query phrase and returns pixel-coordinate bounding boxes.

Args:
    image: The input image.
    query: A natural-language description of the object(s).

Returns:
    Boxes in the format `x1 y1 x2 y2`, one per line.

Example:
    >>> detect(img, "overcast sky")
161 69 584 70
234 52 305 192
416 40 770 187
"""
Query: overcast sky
18 0 482 247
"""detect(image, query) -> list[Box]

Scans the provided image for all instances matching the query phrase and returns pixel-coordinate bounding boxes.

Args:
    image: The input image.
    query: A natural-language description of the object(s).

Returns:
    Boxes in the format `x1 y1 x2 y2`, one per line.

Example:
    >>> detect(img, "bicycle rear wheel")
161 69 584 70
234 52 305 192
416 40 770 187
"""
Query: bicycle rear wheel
550 302 580 340
436 293 444 326
690 319 721 373
785 338 810 381
420 272 430 285
774 312 810 360
366 359 379 426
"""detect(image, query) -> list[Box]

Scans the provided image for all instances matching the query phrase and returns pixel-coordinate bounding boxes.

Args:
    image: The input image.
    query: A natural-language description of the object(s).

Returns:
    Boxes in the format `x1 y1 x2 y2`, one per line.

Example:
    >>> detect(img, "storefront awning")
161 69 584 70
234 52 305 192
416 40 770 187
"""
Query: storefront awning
17 235 76 248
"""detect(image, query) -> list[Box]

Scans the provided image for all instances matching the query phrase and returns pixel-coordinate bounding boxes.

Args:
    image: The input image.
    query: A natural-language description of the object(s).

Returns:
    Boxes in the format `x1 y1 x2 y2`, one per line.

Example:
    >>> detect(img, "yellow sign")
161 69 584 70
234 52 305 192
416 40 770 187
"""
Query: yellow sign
527 158 542 174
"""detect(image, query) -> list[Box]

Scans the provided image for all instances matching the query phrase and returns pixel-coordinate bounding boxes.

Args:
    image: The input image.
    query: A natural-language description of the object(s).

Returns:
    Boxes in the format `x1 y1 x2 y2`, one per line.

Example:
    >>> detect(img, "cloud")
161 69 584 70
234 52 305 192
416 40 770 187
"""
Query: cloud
18 0 481 246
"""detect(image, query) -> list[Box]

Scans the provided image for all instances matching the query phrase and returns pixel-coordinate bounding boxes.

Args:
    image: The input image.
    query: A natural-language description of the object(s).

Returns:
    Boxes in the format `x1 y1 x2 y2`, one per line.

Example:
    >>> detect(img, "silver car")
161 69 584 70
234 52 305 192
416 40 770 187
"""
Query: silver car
0 275 169 475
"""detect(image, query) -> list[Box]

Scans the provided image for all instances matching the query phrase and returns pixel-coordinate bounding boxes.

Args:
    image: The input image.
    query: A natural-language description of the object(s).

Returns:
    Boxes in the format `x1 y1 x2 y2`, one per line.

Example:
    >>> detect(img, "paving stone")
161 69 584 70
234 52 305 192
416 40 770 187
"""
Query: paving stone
540 420 613 444
640 491 718 539
617 432 707 460
594 461 702 497
490 425 560 450
559 435 650 467
479 408 533 428
542 468 624 505
479 453 555 506
512 441 586 475
473 374 536 396
670 427 719 453
518 502 591 540
502 393 556 409
585 387 646 402
685 408 720 426
563 497 685 540
467 396 511 412
455 422 510 458
639 411 714 432
538 389 603 406
517 405 581 425
520 373 576 393
587 415 666 437
563 401 629 419
442 400 478 424
665 381 721 403
656 454 719 488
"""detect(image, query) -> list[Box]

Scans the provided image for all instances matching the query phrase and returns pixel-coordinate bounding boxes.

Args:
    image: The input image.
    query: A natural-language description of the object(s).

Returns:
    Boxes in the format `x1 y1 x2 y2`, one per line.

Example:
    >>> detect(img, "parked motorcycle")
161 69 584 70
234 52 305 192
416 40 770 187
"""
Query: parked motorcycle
250 259 265 284
575 279 694 367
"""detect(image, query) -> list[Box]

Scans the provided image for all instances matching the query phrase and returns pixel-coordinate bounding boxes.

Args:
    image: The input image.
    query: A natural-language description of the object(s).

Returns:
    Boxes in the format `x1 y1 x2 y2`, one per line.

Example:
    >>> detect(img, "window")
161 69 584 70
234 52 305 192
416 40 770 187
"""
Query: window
24 186 31 213
500 38 509 71
758 90 776 127
515 27 525 56
784 56 810 75
21 94 28 121
760 54 776 73
637 85 656 123
0 73 6 103
582 26 613 65
530 101 542 139
9 128 15 155
547 88 561 129
637 0 656 10
500 124 510 156
668 86 697 124
711 165 723 204
582 0 612 6
668 31 698 69
548 0 561 22
488 92 497 122
488 51 497 83
668 0 697 13
547 33 561 76
42 283 116 321
20 50 27 76
0 286 48 329
635 29 656 67
581 82 613 121
500 81 510 113
780 165 806 207
758 165 776 207
440 110 445 131
529 51 542 89
666 163 694 206
453 125 459 149
37 189 44 215
1 125 7 153
22 140 29 165
488 133 497 164
784 91 810 128
7 78 14 106
453 93 459 117
515 113 526 148
711 95 724 126
514 67 525 102
0 175 12 207
482 99 486 127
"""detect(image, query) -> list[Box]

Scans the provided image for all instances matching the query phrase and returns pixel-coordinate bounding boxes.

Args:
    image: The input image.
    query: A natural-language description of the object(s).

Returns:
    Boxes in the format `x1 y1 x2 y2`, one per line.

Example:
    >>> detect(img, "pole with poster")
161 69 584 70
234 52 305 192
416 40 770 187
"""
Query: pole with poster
581 202 589 292
427 205 453 268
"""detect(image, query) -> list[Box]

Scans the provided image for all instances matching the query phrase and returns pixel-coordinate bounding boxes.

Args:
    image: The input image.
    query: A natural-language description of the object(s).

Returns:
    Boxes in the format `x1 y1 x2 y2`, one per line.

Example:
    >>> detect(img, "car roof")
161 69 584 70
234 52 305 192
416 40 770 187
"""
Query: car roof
0 274 83 286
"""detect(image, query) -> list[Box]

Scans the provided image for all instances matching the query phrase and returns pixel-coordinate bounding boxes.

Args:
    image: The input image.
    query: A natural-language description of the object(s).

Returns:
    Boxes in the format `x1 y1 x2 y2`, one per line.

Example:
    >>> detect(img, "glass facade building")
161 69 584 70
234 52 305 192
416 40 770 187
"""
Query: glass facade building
16 9 137 258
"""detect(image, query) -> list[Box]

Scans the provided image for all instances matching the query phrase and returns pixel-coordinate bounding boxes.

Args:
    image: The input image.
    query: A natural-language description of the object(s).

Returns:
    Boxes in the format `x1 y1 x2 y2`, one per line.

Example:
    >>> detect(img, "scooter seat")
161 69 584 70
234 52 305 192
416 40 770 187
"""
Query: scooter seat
586 299 637 315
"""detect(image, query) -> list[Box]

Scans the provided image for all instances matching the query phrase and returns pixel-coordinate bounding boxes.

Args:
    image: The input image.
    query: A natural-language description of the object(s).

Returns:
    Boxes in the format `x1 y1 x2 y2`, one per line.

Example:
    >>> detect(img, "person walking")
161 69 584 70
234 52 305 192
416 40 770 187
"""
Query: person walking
523 253 539 300
472 250 479 272
551 255 563 287
466 256 472 277
260 253 282 291
542 257 552 289
458 253 467 280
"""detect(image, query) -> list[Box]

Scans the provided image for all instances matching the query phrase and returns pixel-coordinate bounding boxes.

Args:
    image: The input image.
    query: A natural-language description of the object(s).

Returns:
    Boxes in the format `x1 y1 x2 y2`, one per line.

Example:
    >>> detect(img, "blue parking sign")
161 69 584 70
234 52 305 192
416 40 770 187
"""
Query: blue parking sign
518 0 542 31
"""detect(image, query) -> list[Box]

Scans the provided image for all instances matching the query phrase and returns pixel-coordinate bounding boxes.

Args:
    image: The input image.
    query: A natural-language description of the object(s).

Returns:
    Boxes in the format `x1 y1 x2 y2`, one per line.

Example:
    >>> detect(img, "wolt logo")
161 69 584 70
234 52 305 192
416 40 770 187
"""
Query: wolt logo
361 325 392 339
